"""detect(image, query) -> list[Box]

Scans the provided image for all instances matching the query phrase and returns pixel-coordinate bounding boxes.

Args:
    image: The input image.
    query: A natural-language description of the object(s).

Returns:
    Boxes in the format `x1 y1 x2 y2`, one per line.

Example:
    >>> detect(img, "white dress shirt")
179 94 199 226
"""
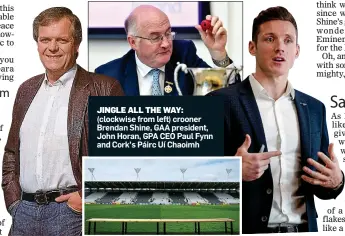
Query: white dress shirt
135 54 165 95
249 75 306 225
19 65 78 193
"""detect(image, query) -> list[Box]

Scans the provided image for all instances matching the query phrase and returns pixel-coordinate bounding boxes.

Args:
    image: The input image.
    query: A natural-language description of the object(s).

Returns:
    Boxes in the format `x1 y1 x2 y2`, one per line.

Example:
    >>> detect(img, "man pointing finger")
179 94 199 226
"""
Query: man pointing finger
236 134 281 181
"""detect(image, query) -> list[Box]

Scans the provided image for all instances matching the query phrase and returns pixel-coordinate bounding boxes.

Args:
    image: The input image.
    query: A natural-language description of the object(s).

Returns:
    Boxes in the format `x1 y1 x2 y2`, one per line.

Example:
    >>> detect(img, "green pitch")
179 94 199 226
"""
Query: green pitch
85 204 239 234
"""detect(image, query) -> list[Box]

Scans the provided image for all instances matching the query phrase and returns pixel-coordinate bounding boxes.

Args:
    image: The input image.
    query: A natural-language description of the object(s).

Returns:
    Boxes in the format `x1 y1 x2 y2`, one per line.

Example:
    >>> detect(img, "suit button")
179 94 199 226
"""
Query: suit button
266 188 272 194
261 216 268 222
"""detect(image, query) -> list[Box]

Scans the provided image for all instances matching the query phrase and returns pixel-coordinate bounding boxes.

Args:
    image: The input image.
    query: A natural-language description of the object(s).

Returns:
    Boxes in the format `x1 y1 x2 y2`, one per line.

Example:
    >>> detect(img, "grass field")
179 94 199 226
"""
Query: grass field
85 204 240 234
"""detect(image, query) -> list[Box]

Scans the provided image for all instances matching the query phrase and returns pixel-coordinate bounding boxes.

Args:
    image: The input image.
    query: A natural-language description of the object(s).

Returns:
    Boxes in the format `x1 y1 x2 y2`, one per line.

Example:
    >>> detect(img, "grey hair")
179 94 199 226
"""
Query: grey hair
124 14 137 35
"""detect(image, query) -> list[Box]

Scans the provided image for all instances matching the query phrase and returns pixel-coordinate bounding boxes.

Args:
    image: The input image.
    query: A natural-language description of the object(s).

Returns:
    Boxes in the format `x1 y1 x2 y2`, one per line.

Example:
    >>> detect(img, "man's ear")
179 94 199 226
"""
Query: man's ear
127 35 138 50
248 41 256 56
295 44 300 59
74 44 80 59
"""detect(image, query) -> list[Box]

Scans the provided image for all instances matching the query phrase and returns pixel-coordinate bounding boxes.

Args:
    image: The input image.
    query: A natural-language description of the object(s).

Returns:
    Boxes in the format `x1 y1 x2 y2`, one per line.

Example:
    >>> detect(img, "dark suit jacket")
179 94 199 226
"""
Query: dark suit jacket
209 77 344 234
2 65 124 208
95 40 210 95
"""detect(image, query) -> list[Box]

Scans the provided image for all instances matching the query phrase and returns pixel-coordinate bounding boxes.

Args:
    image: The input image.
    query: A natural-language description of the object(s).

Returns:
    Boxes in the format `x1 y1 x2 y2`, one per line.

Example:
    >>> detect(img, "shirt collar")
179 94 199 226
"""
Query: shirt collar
249 74 295 100
44 64 77 88
135 53 165 77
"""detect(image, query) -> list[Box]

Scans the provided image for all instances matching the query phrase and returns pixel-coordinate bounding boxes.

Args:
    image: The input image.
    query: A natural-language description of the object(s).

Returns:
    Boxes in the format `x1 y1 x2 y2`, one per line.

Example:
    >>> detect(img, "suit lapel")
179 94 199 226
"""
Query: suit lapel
68 65 90 160
239 78 267 151
123 53 140 95
294 91 311 161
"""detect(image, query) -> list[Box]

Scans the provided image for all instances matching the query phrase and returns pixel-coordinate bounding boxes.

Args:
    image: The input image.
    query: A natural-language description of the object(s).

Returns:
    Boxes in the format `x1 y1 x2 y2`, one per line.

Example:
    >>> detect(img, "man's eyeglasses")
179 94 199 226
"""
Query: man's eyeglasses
134 31 176 44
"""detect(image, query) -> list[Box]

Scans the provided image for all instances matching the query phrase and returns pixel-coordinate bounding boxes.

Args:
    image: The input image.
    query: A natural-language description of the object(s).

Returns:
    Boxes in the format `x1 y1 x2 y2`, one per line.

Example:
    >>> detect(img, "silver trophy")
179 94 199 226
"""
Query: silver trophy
174 63 242 96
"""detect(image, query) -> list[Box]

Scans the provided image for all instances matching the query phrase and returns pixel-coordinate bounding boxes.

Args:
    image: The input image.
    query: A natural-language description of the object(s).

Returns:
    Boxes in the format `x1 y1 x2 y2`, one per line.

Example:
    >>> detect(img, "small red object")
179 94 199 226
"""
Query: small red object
200 20 212 31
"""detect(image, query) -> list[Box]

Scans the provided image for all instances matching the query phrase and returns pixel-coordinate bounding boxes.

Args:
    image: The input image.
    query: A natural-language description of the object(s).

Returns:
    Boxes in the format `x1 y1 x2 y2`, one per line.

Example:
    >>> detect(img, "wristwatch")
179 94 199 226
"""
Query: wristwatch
212 54 233 67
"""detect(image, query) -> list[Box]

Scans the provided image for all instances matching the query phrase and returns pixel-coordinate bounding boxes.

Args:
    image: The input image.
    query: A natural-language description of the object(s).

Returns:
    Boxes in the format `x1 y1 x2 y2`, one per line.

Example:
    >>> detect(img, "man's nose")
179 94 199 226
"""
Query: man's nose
48 40 58 51
160 36 171 48
275 39 285 53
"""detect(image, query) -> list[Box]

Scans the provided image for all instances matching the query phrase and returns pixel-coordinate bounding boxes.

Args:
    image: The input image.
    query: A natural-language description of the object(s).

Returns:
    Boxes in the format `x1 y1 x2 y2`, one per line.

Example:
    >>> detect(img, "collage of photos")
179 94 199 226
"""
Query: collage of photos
0 1 345 236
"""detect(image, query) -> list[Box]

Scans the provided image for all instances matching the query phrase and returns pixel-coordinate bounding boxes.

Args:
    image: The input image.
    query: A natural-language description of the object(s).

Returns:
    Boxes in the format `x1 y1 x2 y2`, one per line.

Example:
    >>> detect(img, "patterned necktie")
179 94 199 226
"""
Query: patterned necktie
151 69 162 96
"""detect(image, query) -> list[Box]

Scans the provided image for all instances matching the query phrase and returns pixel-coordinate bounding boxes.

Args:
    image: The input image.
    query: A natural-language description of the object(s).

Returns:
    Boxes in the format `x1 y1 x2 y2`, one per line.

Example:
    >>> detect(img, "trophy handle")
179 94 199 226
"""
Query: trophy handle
226 65 243 85
174 62 188 96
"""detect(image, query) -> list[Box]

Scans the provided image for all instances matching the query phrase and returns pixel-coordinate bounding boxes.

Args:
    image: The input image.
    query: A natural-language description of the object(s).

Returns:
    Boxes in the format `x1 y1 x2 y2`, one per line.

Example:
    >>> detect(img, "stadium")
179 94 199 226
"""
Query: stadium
84 180 240 235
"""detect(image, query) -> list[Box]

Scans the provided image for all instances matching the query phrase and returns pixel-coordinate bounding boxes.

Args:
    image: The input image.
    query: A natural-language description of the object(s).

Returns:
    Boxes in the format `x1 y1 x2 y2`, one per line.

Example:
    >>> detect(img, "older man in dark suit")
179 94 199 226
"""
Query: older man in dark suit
209 6 344 234
95 5 233 96
2 7 123 236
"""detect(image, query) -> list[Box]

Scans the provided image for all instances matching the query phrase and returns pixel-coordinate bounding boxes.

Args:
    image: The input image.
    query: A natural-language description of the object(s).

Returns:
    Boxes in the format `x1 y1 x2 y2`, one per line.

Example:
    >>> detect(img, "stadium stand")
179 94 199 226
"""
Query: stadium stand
96 192 122 204
184 192 209 204
198 192 222 204
115 191 138 204
85 192 107 203
214 192 239 204
135 191 153 204
84 181 239 205
150 192 172 205
229 190 239 199
168 192 186 204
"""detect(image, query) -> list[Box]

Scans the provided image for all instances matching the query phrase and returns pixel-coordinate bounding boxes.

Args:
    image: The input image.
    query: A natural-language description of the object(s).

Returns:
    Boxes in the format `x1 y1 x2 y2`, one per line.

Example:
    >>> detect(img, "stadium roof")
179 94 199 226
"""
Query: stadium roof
84 181 239 190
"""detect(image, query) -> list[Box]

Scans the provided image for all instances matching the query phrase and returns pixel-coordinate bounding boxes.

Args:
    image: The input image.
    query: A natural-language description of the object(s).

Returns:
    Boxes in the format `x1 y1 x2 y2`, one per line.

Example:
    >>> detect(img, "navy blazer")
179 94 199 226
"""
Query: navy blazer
209 77 344 234
95 40 210 96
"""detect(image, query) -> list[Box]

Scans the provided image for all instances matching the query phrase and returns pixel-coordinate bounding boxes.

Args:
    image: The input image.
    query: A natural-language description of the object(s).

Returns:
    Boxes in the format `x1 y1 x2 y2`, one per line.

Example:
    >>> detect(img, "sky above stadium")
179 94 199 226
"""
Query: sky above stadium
84 158 240 182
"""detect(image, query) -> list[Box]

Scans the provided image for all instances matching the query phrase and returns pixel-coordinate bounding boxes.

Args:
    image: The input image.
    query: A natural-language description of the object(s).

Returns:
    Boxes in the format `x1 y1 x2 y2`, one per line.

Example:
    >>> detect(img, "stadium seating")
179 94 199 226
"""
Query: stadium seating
85 192 107 203
136 191 154 204
97 192 122 204
114 192 138 204
85 191 92 198
198 192 222 204
213 192 239 204
85 190 239 205
168 192 186 204
229 191 240 199
184 192 209 204
150 192 172 205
